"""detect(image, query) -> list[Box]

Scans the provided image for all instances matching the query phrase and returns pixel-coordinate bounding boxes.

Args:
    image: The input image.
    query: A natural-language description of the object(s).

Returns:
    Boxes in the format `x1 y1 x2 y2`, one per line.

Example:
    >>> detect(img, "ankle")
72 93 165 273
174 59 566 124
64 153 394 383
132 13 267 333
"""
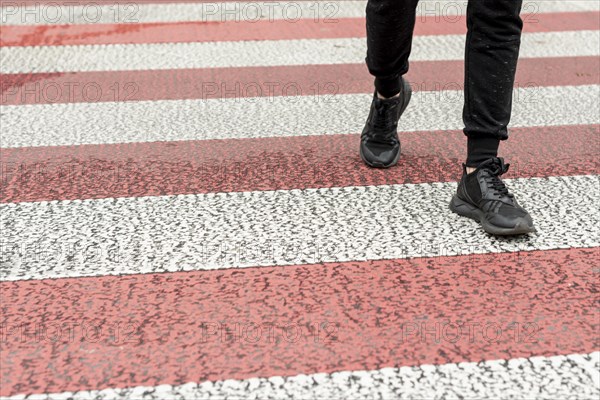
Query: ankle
466 167 477 175
377 91 400 100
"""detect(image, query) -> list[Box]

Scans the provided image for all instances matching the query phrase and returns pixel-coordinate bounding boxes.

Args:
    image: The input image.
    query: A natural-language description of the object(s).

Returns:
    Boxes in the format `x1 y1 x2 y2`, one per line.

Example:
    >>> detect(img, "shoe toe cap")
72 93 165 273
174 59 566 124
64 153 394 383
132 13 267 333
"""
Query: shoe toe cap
360 142 400 168
489 208 535 232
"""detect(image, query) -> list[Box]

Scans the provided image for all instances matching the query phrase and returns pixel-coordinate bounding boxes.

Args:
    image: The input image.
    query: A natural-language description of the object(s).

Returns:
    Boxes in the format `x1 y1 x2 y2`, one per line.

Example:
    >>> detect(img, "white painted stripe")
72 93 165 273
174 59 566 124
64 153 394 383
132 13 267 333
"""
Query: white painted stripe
1 175 599 281
1 30 598 73
3 352 598 399
1 85 598 149
1 0 598 26
0 0 366 25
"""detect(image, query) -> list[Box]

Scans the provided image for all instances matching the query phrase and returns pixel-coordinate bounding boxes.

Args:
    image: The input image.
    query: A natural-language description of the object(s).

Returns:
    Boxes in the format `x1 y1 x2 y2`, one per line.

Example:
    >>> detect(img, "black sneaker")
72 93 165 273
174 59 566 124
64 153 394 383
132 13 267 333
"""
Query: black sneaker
359 78 412 168
450 157 536 235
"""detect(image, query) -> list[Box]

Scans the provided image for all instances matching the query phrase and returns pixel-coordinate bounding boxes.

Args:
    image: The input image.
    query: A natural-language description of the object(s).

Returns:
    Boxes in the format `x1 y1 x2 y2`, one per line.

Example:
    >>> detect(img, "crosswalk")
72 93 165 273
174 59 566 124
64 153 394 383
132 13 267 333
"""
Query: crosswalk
1 1 599 398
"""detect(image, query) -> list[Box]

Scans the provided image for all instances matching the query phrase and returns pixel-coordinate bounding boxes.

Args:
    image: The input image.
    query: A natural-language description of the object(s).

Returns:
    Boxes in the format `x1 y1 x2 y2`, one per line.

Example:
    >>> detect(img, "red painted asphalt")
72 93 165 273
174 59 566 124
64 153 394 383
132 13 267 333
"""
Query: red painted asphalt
1 247 598 396
2 124 598 203
1 12 597 47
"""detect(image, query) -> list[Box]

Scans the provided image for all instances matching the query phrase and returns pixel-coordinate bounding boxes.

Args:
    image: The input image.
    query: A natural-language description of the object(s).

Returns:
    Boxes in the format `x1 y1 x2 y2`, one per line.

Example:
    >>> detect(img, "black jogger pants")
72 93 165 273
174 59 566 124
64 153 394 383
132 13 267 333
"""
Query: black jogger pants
366 0 524 166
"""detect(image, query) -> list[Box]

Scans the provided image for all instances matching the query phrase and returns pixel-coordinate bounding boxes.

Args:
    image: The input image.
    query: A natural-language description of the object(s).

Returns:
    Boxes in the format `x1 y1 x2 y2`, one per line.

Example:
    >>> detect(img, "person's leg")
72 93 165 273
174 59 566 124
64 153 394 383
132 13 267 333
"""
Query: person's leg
451 0 535 235
366 0 420 99
360 0 418 168
463 0 524 168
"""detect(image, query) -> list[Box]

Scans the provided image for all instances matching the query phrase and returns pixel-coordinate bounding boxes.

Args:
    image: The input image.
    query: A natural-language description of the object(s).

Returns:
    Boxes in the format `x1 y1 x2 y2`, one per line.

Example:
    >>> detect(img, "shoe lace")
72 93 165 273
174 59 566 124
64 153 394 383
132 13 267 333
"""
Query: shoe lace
370 102 398 140
482 158 513 198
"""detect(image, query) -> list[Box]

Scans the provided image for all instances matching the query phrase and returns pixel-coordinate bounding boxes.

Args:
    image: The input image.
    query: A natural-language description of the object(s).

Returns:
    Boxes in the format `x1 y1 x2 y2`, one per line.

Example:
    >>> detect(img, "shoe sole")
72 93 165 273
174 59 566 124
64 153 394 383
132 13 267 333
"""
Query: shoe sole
449 195 536 236
360 79 412 169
